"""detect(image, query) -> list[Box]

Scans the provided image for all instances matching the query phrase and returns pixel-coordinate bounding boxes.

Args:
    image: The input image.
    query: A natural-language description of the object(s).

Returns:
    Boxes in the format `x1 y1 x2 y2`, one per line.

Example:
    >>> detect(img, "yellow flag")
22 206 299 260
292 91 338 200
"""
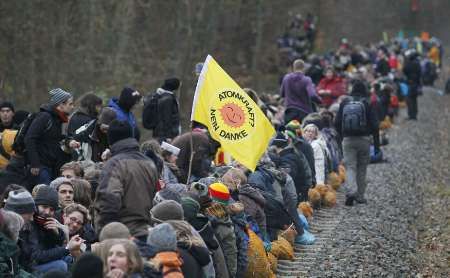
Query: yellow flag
191 55 275 171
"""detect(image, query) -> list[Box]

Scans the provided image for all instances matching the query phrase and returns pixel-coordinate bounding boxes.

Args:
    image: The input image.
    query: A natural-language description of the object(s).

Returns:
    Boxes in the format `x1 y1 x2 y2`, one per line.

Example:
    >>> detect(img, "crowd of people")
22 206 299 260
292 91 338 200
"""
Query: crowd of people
0 34 443 277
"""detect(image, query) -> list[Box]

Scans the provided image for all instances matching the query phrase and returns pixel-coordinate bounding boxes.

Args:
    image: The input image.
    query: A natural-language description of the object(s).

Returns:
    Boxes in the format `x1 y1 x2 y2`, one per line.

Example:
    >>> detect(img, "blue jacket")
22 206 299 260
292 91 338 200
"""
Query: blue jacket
108 98 140 140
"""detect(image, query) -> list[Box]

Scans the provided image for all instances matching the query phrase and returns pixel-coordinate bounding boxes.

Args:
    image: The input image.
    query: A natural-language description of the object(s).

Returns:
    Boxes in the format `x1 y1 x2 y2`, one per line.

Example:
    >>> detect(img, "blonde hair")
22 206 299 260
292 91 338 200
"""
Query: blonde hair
302 123 319 138
293 59 305 72
105 239 143 275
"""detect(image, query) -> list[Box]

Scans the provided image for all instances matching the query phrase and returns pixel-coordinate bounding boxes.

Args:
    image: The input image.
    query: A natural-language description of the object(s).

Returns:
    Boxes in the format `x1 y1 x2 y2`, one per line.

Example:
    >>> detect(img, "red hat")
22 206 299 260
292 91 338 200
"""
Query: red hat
208 183 230 205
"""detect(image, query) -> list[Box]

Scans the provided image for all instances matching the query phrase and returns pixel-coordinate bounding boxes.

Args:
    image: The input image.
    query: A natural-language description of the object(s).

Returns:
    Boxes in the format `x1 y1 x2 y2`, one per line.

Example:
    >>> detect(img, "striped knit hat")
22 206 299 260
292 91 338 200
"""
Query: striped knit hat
285 119 302 139
49 88 73 107
208 182 230 205
4 189 36 214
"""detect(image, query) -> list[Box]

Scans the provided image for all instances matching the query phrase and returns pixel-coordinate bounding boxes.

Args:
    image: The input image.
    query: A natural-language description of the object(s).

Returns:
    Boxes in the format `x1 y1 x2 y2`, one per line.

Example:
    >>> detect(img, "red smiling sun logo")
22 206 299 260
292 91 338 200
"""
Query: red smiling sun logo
219 103 245 128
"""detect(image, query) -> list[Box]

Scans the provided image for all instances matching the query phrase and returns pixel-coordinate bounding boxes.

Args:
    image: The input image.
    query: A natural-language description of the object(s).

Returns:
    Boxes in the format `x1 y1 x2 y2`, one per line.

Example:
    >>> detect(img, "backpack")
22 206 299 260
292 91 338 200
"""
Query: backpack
12 113 52 154
142 93 162 129
342 100 367 135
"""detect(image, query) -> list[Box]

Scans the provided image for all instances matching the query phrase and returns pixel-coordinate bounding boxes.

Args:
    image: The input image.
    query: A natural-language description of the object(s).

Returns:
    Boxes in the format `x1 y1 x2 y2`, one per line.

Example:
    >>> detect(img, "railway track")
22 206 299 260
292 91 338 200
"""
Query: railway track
277 191 346 278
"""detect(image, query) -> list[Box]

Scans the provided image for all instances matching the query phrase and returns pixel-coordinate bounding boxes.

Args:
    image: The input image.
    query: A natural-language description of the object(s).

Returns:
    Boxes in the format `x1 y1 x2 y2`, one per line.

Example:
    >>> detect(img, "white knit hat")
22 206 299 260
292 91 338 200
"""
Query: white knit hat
161 141 180 156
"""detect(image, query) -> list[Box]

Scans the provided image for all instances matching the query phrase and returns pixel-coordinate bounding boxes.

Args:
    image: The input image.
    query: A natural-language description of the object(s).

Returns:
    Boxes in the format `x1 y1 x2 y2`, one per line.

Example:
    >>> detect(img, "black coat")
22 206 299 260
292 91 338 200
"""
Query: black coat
403 57 422 95
293 138 316 185
143 89 180 139
67 110 95 137
278 146 313 197
178 243 211 278
24 104 72 172
18 222 69 271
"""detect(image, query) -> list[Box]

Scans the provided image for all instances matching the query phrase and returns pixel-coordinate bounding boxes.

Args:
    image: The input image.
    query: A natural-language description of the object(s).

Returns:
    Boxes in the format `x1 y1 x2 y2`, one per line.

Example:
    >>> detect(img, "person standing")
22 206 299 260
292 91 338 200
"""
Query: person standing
143 78 181 142
108 87 141 141
67 93 103 136
280 59 321 124
403 50 422 120
335 80 380 205
24 88 80 185
94 120 158 240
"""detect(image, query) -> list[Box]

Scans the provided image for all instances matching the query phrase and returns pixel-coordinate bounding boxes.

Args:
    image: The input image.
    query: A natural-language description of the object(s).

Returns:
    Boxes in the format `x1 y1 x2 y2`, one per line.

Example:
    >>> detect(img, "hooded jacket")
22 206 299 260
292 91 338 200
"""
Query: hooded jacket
108 98 140 141
280 72 321 114
24 104 72 172
67 107 96 137
237 184 266 235
0 231 33 277
94 138 158 237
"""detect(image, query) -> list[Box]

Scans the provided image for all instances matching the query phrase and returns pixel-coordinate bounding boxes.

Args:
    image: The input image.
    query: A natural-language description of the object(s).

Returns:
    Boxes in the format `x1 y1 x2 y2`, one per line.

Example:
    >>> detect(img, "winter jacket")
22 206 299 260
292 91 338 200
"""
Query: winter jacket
209 215 237 278
162 162 180 185
229 211 249 278
403 57 422 95
321 127 342 172
309 137 328 184
247 167 276 195
293 138 316 185
0 232 33 278
18 221 69 271
376 59 390 76
143 88 180 139
172 131 215 183
108 98 140 141
237 184 266 236
24 104 72 174
67 108 96 137
280 72 321 114
278 146 313 199
178 242 211 278
316 77 347 107
94 138 158 237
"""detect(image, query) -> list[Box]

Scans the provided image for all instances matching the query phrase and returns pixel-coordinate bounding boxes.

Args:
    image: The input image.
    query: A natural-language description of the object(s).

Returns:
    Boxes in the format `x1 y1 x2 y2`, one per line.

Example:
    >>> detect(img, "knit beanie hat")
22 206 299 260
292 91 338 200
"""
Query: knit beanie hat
271 131 289 148
71 252 103 278
107 119 133 146
99 222 131 241
118 86 140 111
49 177 73 192
49 88 73 107
4 189 36 214
34 186 59 209
161 78 181 91
181 195 201 220
98 107 117 125
153 188 181 206
147 223 177 253
150 200 184 224
189 181 209 197
208 182 230 205
285 120 302 139
0 101 15 112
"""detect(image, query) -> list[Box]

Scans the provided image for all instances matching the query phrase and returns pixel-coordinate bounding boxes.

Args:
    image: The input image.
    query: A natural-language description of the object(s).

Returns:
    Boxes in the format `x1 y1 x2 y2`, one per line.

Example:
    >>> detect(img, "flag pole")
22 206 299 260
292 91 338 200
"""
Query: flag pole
186 121 195 184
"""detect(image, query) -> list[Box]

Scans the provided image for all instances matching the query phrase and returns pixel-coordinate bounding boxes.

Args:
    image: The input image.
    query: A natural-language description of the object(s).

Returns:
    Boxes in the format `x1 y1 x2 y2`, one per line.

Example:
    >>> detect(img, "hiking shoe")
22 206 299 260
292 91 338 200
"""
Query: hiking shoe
295 230 316 245
345 195 355 206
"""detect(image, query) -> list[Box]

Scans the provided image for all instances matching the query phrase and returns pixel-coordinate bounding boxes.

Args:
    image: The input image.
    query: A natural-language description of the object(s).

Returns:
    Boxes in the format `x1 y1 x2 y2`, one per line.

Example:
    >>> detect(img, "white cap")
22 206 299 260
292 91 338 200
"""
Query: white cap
161 142 180 156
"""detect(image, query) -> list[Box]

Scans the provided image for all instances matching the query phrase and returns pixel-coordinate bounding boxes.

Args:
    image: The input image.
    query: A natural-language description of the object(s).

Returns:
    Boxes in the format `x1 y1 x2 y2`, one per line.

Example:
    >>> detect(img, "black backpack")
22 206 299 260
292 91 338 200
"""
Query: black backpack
12 112 52 154
342 100 367 135
142 93 162 129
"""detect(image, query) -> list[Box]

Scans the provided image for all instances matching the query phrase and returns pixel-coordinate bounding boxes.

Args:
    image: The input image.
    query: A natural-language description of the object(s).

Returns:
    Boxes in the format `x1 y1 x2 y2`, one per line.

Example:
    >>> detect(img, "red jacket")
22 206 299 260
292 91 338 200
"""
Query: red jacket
317 77 347 107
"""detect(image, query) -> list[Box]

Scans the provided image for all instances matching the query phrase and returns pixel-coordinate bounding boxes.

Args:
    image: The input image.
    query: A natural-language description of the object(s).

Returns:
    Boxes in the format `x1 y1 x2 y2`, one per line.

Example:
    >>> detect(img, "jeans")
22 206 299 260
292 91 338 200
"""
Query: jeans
343 136 371 200
33 260 67 276
36 167 53 185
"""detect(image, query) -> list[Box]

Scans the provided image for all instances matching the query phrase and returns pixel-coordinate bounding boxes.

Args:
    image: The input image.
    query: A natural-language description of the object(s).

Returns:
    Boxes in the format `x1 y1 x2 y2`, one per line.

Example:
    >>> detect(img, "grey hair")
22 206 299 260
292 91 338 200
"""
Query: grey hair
1 209 24 242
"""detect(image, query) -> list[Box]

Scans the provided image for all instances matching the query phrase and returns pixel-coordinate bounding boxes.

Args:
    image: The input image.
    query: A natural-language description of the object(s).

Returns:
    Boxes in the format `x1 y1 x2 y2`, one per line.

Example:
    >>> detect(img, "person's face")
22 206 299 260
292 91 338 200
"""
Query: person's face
107 244 129 273
21 212 34 223
57 98 74 115
0 107 14 125
303 128 317 141
61 169 76 179
325 70 333 79
222 173 240 192
58 184 74 208
37 204 55 218
63 211 84 235
168 154 178 164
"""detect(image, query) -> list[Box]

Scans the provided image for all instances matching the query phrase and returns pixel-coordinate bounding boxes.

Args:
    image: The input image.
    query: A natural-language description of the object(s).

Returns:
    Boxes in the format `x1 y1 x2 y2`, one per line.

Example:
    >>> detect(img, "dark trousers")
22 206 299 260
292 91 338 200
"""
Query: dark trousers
406 95 418 119
284 108 309 124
